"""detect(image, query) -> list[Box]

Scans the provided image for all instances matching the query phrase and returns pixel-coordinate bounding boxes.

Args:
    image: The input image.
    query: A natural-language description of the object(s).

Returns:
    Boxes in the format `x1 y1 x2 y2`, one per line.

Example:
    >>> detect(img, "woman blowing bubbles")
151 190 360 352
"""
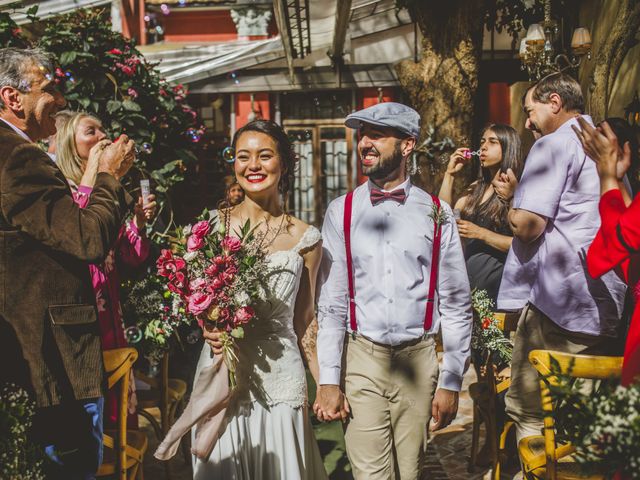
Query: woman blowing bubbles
439 124 524 302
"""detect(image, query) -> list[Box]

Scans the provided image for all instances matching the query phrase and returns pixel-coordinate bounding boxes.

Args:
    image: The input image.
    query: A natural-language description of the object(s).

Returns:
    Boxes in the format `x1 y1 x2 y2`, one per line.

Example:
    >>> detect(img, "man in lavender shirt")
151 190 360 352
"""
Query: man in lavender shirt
494 73 626 444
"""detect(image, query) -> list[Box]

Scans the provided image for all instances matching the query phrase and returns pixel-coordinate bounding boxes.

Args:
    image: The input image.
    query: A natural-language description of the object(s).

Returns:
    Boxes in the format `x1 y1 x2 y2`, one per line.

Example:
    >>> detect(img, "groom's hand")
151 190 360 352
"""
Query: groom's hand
314 385 350 422
430 388 459 432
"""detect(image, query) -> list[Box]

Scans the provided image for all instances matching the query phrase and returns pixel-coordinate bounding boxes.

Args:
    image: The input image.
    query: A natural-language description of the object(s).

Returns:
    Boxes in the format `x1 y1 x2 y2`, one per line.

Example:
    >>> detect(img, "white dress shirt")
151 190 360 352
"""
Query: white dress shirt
317 178 472 391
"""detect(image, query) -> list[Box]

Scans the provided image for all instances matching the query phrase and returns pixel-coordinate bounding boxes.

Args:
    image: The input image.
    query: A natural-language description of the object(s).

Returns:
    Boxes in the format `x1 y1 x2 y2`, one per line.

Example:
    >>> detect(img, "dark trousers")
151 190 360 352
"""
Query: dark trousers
33 397 104 480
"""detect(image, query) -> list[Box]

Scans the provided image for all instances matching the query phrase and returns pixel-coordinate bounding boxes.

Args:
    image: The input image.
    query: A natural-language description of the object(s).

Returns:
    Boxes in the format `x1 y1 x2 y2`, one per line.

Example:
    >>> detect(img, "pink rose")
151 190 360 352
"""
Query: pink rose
224 264 238 276
221 236 242 253
192 220 211 238
189 277 206 291
233 306 254 325
218 307 230 321
187 292 213 316
213 255 226 266
209 277 224 292
204 263 219 277
187 234 204 252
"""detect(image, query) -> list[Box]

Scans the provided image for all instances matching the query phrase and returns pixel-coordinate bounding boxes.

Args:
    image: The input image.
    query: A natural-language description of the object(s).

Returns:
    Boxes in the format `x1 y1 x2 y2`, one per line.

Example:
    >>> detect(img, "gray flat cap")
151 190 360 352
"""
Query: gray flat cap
345 102 420 138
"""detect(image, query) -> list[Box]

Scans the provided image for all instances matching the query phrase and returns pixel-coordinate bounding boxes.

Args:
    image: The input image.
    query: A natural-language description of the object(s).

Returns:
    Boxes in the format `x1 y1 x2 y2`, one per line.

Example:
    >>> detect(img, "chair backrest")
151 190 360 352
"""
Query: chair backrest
102 347 138 480
528 349 623 480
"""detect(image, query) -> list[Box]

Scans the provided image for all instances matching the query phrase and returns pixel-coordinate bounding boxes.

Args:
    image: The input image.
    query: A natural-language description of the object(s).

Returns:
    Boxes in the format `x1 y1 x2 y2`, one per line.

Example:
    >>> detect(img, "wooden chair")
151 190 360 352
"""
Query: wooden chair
468 311 519 479
98 348 148 480
518 349 623 480
136 351 189 477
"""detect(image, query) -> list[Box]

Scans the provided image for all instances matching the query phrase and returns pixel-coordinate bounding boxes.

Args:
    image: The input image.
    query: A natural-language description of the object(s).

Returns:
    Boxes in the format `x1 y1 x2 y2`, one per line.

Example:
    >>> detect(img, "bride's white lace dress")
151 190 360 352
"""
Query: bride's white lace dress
192 225 328 480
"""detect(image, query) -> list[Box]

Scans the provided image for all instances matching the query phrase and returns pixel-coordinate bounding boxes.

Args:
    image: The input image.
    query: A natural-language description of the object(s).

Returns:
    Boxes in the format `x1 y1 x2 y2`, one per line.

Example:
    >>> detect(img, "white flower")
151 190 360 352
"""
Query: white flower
234 291 250 305
182 224 192 236
183 251 198 262
523 0 535 8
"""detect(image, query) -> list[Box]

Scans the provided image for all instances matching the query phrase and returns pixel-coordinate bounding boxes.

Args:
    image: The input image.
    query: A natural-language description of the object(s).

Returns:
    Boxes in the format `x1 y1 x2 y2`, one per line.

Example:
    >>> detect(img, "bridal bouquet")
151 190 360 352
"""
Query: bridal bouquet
156 211 269 388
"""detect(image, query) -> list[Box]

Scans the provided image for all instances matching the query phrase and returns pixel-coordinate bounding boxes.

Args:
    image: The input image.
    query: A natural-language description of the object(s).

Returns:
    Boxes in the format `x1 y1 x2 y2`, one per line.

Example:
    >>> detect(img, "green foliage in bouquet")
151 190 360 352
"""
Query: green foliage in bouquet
471 289 512 364
0 384 45 480
121 272 197 366
547 358 640 478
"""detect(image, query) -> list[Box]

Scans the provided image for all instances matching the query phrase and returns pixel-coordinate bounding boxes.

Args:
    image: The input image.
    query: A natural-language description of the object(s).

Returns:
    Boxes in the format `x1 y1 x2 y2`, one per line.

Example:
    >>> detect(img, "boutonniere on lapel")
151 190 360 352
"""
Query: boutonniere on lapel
429 202 448 227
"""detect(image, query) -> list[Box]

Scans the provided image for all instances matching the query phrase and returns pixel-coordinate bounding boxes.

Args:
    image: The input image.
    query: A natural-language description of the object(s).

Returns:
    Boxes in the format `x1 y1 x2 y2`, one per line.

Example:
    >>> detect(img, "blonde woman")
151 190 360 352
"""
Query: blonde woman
55 111 157 426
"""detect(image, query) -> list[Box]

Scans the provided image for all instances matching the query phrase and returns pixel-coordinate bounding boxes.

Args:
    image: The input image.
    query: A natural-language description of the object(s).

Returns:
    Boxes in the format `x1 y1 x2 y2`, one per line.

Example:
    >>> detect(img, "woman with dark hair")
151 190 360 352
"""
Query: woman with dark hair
439 124 524 302
192 120 327 479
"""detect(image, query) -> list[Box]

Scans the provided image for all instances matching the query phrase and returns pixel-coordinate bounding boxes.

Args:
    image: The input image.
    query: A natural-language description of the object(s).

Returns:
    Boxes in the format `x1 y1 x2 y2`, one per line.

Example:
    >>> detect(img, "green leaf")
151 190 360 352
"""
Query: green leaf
106 100 121 114
59 50 77 65
230 327 244 339
122 99 141 112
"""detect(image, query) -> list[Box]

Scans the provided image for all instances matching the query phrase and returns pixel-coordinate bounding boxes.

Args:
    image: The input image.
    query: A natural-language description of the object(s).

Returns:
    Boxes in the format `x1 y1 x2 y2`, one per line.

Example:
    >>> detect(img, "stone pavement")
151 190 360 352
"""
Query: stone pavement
141 365 520 479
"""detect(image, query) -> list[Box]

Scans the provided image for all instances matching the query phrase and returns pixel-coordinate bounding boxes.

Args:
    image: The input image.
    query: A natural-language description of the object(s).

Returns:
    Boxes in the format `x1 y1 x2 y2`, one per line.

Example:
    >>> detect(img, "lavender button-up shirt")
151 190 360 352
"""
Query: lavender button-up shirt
498 116 626 336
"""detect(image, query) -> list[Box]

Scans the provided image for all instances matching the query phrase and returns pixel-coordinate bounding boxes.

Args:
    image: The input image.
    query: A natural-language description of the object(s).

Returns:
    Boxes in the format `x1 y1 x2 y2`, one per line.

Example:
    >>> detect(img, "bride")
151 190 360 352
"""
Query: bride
194 119 327 479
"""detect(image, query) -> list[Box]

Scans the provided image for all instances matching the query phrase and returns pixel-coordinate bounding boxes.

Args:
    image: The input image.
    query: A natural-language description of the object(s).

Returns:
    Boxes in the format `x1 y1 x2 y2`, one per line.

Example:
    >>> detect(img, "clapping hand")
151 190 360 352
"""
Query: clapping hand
446 148 472 176
572 117 632 182
492 168 518 202
313 385 350 423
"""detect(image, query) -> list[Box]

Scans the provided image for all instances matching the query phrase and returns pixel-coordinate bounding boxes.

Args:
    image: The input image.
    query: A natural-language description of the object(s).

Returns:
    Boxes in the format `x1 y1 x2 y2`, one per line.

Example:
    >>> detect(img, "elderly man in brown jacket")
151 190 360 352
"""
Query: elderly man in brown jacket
0 48 135 479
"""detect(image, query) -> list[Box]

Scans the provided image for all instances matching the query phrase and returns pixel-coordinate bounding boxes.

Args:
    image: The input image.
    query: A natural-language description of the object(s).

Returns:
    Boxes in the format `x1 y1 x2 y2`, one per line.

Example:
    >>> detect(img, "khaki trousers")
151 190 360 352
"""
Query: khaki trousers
343 334 439 480
505 303 617 442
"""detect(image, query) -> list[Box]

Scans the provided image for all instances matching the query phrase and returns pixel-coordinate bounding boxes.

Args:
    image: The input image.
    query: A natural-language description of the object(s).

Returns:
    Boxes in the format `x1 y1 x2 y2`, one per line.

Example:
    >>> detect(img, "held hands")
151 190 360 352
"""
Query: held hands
430 388 459 432
98 134 135 180
491 168 518 202
313 385 350 423
455 219 485 240
446 148 471 176
572 117 632 182
133 194 157 229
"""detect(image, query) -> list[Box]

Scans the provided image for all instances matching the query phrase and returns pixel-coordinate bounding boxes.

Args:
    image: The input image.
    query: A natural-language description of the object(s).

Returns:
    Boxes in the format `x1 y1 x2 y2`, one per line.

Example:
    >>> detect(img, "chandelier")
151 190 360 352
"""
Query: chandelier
519 0 592 80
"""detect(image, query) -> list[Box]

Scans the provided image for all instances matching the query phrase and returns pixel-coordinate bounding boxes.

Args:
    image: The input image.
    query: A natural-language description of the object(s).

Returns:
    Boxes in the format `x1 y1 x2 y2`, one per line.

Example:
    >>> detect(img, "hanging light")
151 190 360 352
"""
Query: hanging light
625 92 640 128
519 0 591 80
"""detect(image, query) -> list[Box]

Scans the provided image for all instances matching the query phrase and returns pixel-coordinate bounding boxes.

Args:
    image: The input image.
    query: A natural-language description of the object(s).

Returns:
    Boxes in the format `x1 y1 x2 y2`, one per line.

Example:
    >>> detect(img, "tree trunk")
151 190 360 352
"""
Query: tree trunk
586 0 640 121
395 0 486 194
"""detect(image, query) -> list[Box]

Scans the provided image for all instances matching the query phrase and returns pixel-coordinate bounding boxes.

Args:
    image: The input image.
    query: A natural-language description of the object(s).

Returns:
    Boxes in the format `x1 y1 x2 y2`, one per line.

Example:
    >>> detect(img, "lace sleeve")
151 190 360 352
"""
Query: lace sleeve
294 225 321 254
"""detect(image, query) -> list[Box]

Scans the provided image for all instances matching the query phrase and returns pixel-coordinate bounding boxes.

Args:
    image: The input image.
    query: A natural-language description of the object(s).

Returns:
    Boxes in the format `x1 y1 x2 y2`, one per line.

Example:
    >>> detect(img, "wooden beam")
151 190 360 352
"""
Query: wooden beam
330 0 352 63
272 0 295 84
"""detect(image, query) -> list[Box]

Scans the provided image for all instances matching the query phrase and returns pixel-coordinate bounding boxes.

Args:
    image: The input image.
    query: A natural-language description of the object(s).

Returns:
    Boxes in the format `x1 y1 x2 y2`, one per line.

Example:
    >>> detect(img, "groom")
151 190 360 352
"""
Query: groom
314 102 472 479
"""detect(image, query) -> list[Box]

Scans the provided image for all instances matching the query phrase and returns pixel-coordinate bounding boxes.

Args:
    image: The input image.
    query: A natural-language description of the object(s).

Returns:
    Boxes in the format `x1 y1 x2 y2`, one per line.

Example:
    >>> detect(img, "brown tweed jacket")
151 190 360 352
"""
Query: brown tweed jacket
0 120 134 408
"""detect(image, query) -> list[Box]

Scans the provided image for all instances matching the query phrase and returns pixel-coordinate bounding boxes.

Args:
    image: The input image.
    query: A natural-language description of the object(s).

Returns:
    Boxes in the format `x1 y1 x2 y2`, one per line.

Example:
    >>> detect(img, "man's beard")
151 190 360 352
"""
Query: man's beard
361 142 403 180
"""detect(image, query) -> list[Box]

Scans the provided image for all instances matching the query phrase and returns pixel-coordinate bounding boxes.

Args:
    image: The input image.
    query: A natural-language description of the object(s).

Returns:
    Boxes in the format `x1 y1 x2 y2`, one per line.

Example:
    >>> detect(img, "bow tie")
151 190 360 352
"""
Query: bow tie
370 188 407 206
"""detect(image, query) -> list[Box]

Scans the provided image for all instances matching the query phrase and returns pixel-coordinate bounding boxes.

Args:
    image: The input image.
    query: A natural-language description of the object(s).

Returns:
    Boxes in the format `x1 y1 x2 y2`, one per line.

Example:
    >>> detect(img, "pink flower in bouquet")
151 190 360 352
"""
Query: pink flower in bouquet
172 271 188 290
188 292 214 316
213 255 226 266
218 307 231 322
157 249 186 277
189 277 206 292
221 236 242 253
192 220 211 238
222 270 235 286
187 234 205 252
209 277 225 292
234 306 255 325
204 263 219 277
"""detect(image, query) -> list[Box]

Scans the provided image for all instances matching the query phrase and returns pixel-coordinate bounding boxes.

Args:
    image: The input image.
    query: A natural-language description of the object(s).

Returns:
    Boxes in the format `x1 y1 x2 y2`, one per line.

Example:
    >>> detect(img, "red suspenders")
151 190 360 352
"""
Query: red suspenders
343 191 443 333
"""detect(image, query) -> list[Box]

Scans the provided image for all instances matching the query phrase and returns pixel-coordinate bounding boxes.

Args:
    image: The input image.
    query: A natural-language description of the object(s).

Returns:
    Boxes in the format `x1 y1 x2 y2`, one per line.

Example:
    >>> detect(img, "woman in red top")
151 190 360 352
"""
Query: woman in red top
574 116 640 386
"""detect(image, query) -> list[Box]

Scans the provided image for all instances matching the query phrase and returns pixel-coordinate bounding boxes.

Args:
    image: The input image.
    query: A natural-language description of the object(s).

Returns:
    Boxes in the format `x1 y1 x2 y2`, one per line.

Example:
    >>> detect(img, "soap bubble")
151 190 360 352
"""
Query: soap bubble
222 146 235 163
124 326 142 344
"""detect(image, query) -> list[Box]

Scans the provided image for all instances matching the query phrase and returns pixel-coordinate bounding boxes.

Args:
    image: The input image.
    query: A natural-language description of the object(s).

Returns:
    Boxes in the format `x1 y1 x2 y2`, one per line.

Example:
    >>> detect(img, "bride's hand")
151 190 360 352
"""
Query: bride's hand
202 326 224 356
